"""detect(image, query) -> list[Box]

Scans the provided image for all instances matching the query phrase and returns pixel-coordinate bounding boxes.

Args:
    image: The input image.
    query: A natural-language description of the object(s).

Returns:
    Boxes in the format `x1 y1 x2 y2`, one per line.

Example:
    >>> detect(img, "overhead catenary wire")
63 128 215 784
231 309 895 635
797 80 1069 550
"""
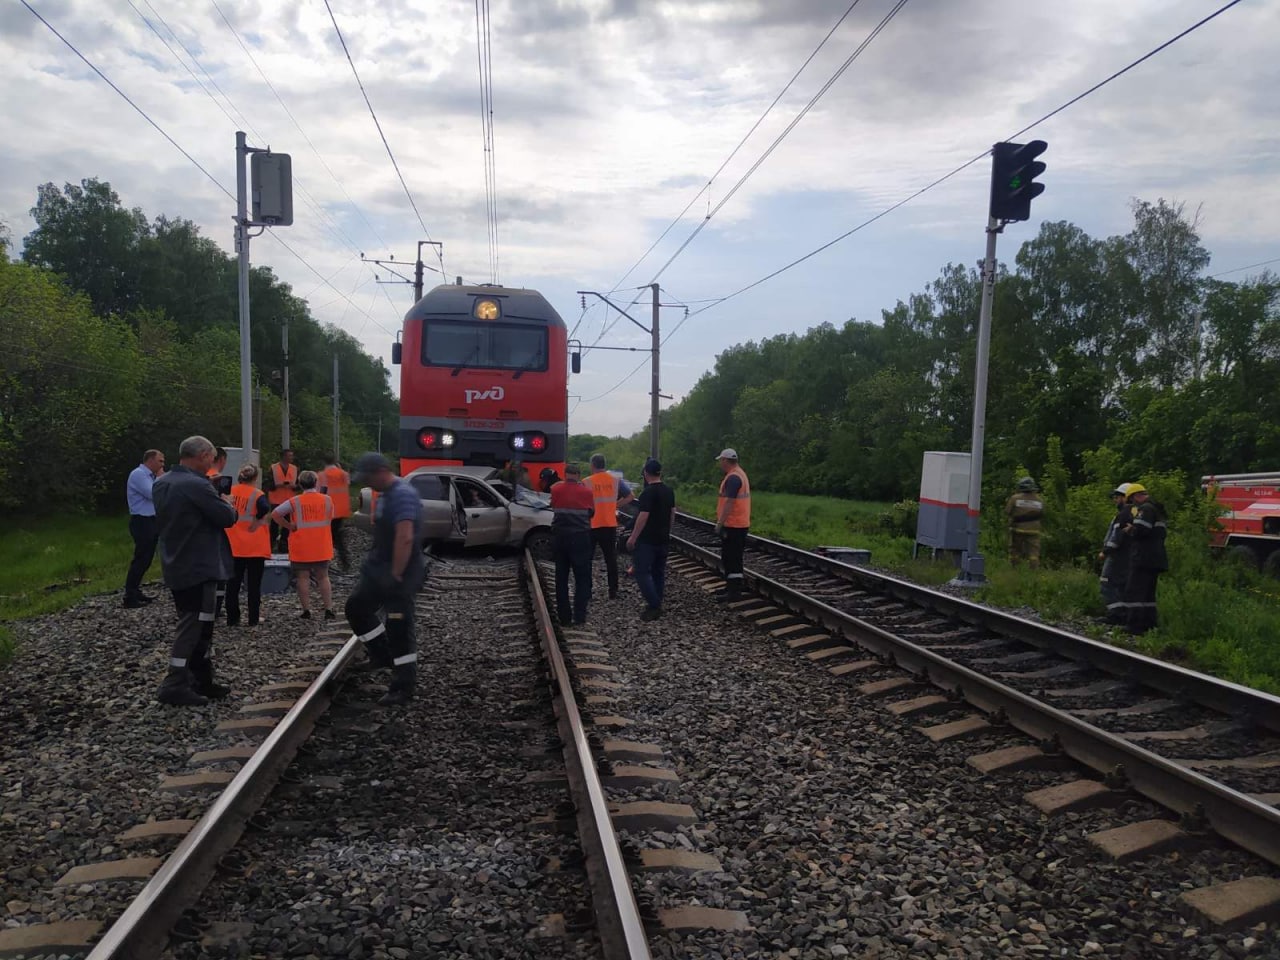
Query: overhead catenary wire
22 0 399 340
209 0 393 256
323 0 446 278
1209 256 1280 279
601 0 870 299
474 0 500 284
581 0 1250 404
587 0 910 354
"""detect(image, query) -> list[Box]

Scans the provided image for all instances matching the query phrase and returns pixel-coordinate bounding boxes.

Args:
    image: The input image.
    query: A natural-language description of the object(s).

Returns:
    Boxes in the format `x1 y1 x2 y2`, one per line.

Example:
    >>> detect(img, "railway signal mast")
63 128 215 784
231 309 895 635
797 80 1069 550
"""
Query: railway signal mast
955 140 1047 586
235 131 293 472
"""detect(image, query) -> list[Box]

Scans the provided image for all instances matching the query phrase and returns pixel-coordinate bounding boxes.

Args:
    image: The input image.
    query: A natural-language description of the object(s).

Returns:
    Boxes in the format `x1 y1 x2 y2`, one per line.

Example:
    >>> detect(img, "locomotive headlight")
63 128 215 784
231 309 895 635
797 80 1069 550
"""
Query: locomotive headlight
441 432 455 447
512 435 526 450
473 298 500 320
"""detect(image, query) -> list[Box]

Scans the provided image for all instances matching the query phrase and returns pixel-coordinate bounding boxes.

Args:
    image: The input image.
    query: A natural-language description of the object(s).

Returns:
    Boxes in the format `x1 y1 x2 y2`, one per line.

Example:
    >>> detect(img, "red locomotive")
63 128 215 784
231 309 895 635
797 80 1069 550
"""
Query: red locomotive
393 282 568 479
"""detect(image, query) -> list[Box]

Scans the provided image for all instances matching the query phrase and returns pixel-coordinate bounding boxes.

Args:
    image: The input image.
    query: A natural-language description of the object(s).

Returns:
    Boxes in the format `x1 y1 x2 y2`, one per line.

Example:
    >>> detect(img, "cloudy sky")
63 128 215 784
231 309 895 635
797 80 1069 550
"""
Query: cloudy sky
3 0 1277 436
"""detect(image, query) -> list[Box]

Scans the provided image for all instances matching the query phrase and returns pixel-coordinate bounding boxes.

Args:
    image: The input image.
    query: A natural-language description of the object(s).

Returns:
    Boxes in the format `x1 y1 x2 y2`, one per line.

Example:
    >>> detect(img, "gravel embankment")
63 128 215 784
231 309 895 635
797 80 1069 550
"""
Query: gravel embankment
578 555 1279 959
0 564 360 950
169 557 602 960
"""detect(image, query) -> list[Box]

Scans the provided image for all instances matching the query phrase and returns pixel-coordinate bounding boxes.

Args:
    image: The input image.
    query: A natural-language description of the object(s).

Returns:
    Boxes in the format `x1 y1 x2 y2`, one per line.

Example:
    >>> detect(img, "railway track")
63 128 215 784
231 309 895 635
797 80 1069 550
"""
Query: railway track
666 511 1280 919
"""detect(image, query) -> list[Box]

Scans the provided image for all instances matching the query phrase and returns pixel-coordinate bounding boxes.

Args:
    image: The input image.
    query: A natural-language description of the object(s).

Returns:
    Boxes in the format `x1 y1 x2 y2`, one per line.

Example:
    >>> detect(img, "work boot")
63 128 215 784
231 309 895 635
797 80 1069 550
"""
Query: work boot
190 659 232 700
378 688 412 706
157 668 208 707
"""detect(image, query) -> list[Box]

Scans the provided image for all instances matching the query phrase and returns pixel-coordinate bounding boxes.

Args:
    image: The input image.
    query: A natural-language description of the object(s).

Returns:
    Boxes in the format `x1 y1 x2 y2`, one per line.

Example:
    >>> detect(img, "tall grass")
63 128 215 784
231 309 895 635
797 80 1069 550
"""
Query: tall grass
0 514 141 666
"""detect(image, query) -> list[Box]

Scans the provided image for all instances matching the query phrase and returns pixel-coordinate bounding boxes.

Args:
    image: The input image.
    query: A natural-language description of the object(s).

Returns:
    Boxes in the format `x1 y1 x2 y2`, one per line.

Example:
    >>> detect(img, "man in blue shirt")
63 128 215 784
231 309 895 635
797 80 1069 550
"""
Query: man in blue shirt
124 448 166 608
345 453 424 706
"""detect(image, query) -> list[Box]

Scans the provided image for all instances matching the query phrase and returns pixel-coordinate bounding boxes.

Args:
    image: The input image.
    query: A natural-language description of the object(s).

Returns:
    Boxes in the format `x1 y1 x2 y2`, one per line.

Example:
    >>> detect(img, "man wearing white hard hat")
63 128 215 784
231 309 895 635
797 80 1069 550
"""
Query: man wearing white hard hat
713 448 751 601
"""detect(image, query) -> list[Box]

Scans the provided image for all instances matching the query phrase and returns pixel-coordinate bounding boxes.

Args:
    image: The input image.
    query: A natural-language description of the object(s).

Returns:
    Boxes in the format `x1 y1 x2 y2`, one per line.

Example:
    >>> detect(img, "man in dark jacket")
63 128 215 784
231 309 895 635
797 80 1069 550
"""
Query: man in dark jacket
1122 484 1168 635
550 463 594 625
152 435 237 706
1099 484 1134 624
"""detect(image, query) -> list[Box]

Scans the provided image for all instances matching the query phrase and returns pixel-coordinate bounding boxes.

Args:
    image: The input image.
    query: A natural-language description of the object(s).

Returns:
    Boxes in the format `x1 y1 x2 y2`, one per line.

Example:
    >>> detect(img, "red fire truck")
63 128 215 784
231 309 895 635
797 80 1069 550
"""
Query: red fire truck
1202 472 1280 574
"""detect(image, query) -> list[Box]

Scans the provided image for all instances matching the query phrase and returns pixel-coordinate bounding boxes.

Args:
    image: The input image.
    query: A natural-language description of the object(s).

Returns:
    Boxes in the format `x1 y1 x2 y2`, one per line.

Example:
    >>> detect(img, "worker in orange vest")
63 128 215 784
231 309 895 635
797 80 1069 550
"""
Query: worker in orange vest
319 453 352 571
271 470 335 620
714 448 751 601
587 454 635 599
267 449 298 553
224 463 273 627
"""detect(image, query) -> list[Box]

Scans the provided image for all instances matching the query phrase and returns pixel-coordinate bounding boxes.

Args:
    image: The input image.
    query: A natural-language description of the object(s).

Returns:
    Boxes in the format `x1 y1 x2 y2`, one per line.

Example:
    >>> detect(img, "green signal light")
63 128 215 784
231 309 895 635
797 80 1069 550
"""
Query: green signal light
1009 175 1023 189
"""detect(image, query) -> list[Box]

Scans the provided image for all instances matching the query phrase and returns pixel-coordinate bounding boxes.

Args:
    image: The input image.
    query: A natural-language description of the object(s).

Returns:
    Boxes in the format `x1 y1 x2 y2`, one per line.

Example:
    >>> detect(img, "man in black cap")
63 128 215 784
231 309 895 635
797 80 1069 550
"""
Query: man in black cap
627 458 676 620
345 453 424 706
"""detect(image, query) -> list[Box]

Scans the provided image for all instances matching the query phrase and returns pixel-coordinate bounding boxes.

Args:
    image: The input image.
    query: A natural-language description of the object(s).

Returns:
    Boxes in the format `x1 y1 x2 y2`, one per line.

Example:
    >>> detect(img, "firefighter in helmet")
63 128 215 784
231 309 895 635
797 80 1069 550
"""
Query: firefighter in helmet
1005 476 1044 569
1098 483 1135 624
1120 483 1167 635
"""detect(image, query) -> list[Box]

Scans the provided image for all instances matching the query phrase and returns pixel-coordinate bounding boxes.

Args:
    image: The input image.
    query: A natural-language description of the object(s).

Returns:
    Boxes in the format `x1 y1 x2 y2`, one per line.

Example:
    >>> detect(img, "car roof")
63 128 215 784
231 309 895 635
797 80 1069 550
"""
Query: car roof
404 465 498 481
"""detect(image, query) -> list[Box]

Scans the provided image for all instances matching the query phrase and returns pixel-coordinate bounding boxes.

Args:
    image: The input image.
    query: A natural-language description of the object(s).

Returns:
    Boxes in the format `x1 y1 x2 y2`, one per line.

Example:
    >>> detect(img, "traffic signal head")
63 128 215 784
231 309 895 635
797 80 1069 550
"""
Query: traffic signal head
989 140 1047 222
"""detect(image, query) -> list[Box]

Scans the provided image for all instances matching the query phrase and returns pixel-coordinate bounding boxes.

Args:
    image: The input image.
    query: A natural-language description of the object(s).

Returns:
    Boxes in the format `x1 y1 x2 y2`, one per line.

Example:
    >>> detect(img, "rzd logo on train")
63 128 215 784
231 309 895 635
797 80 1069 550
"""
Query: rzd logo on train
464 386 505 403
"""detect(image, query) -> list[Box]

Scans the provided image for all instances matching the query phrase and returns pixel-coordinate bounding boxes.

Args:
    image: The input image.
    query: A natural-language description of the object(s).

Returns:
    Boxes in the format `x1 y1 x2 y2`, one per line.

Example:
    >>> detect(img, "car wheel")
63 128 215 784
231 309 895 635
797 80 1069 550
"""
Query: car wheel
1263 549 1280 579
1227 544 1261 570
525 529 554 562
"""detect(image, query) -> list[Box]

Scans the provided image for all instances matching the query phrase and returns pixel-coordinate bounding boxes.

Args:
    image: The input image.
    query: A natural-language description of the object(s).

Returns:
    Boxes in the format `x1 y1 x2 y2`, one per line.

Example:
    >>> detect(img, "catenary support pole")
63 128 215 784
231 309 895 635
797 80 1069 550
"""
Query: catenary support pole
236 131 253 460
650 283 660 461
281 317 290 451
332 355 340 460
960 217 1001 583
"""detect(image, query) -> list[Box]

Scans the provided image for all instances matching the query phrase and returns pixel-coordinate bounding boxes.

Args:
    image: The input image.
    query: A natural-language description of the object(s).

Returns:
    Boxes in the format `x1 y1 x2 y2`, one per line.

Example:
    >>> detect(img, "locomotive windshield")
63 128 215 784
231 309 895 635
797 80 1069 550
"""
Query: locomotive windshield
422 320 548 372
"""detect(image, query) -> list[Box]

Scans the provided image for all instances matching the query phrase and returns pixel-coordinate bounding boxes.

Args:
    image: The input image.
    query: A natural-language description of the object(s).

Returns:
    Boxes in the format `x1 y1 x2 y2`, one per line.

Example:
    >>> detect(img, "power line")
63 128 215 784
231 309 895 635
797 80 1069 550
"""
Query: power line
1209 256 1280 279
589 0 909 352
209 0 392 255
581 0 1249 405
22 0 233 201
602 0 868 298
475 0 500 284
323 0 446 278
24 0 399 340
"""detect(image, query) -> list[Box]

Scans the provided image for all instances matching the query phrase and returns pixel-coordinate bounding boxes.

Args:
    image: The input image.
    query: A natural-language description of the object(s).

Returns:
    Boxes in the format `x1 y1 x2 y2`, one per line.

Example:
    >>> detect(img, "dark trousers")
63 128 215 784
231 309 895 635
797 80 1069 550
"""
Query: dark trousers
554 531 593 624
632 542 669 610
273 517 290 554
591 526 620 597
163 580 220 693
346 568 422 692
1125 567 1161 635
226 556 265 626
1100 574 1127 623
721 526 749 593
125 515 158 598
331 518 349 570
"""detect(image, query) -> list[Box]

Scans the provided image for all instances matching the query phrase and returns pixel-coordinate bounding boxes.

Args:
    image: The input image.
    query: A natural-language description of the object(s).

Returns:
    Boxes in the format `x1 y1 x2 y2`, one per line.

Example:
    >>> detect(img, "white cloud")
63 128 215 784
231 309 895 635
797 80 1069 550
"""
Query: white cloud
3 0 1276 439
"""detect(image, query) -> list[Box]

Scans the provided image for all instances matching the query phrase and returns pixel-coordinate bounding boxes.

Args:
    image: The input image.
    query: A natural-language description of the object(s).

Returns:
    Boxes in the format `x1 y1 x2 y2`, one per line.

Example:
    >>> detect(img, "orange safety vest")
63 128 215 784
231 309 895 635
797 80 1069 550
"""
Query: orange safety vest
717 465 751 528
269 462 298 505
322 465 351 518
225 483 272 559
588 471 622 529
287 492 334 563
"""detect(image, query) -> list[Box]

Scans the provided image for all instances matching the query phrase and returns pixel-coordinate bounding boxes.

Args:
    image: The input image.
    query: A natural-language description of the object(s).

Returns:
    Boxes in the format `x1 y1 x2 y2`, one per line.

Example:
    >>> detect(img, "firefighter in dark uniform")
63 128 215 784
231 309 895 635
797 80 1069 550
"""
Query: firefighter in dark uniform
152 435 237 706
345 453 424 706
1098 483 1134 623
1005 477 1044 569
1122 483 1167 635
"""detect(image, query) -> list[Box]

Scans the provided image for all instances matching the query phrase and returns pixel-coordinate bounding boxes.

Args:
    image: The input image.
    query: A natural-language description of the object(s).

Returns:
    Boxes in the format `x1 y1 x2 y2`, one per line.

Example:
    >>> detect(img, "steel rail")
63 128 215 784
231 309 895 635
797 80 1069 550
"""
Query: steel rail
675 511 1280 735
86 637 361 960
674 532 1280 868
523 549 652 960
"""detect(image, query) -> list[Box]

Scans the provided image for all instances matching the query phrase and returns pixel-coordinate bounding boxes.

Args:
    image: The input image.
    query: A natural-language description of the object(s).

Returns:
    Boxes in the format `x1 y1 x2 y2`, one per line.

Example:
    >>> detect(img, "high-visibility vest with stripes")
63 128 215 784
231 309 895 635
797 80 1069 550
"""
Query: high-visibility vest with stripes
287 491 334 563
269 462 298 505
225 483 272 559
588 471 622 528
322 465 352 518
717 465 751 528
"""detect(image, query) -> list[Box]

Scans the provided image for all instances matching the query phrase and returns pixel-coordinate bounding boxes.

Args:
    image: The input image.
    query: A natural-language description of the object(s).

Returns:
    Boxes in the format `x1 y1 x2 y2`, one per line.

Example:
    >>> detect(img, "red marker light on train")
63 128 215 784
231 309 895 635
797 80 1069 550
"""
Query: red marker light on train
530 434 546 452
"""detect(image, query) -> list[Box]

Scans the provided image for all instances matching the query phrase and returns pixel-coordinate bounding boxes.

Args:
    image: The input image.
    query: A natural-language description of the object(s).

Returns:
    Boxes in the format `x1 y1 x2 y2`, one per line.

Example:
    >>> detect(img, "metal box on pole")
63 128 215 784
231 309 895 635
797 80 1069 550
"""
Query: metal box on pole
251 152 293 226
916 452 971 555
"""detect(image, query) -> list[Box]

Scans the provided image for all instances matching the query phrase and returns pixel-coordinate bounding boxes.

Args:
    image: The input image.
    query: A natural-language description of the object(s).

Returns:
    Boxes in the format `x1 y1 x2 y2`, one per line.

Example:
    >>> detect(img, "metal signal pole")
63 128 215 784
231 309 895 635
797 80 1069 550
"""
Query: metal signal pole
332 355 340 460
958 218 1000 584
235 132 253 460
281 316 291 451
650 284 660 461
